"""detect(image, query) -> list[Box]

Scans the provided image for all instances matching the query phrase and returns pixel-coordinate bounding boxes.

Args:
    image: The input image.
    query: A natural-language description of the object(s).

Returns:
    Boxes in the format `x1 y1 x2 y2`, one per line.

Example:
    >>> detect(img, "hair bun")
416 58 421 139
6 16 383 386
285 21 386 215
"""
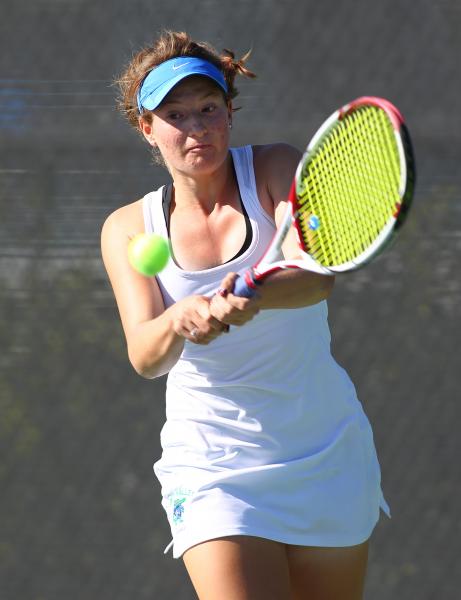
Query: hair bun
221 48 256 82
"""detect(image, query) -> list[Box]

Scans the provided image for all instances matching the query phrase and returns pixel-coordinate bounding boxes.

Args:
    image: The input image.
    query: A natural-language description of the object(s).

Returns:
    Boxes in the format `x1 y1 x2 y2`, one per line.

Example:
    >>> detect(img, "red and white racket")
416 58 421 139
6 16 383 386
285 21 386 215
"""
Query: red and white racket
232 96 415 297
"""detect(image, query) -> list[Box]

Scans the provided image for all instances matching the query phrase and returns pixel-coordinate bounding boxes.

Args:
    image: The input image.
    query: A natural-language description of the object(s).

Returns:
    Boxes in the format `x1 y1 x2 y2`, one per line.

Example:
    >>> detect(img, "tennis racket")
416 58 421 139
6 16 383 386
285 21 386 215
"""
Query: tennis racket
233 96 415 298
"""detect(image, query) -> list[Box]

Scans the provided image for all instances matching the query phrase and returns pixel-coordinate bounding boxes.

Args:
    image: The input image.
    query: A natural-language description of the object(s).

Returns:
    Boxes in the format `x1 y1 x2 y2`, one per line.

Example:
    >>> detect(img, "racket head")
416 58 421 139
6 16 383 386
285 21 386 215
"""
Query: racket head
291 96 416 272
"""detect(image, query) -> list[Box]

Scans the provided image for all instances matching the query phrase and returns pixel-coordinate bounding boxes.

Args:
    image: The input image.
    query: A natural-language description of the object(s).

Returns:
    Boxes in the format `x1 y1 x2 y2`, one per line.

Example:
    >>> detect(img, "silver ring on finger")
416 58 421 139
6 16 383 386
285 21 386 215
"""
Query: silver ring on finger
190 328 199 338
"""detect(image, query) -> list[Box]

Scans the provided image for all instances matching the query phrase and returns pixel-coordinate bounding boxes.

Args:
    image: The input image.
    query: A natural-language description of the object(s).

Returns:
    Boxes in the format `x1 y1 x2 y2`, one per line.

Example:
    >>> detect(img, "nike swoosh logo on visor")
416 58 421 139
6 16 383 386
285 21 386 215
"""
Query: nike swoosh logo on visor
172 61 192 70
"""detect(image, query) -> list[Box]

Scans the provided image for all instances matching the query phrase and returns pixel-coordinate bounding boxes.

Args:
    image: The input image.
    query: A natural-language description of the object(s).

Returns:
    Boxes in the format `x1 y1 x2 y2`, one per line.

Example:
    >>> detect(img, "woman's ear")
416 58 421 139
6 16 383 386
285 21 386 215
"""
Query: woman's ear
138 116 157 146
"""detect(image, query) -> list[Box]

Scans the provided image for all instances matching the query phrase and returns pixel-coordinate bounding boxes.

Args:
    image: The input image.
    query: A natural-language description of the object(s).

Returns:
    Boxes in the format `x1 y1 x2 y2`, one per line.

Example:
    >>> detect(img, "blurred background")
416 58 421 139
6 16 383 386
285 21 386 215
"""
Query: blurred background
1 1 460 598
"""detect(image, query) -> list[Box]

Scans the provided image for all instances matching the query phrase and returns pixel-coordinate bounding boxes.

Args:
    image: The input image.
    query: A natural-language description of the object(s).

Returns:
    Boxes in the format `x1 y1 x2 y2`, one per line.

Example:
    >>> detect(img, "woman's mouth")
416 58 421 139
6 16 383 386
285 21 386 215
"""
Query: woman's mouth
188 143 212 152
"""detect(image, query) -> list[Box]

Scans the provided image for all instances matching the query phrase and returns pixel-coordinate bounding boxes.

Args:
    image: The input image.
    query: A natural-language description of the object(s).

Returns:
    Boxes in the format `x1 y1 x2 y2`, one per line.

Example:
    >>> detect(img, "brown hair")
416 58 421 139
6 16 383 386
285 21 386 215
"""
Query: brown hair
114 30 256 132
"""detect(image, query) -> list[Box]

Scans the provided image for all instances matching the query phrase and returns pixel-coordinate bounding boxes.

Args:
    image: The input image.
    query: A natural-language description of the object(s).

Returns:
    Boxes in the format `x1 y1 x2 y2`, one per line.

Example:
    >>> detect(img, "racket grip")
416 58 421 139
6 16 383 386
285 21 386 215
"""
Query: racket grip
232 270 259 298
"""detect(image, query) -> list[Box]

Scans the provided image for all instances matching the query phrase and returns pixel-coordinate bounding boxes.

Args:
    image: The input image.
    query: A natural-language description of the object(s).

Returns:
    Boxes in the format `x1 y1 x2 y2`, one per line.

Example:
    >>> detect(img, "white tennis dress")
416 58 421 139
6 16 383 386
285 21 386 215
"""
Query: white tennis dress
143 145 390 559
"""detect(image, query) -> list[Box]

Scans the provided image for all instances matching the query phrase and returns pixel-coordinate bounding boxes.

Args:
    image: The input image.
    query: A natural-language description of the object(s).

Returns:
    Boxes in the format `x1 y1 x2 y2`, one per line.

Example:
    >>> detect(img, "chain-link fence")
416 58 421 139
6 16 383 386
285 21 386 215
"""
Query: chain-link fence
1 1 460 598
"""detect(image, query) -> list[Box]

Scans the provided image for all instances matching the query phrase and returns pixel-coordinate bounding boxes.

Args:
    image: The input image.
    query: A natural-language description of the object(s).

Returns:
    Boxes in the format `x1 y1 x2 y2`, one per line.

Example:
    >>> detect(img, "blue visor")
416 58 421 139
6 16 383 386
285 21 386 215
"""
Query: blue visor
137 57 228 113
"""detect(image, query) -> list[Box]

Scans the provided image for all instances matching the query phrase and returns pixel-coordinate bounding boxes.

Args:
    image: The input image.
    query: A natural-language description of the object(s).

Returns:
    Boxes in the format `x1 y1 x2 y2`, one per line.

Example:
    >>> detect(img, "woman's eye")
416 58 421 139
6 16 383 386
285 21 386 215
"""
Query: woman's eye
168 112 183 121
203 104 216 113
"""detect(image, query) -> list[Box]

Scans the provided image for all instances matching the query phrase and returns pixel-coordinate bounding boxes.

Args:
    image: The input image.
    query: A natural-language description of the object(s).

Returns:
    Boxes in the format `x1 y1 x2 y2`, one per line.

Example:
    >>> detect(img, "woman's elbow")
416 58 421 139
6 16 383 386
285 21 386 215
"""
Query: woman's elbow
128 346 158 379
321 274 335 299
311 273 335 303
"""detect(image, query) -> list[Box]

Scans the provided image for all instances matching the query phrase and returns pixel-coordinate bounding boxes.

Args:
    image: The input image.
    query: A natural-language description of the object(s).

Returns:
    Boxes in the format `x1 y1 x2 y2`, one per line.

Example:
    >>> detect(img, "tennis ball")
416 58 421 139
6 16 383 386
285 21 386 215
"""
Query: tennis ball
127 233 170 277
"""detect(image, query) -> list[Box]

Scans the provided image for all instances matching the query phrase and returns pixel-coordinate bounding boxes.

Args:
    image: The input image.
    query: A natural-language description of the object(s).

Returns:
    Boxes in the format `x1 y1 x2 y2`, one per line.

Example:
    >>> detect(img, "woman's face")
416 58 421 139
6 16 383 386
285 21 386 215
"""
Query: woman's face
141 76 231 177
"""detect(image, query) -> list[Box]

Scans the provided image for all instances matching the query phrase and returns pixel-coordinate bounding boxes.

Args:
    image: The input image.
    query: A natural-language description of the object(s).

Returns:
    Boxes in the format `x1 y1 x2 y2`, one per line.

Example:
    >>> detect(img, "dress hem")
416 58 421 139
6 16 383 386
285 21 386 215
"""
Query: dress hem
166 508 388 559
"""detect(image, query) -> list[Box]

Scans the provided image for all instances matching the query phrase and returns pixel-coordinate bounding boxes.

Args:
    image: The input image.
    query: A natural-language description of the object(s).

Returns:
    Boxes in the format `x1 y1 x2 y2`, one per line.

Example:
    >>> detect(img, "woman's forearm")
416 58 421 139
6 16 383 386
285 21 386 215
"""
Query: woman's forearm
256 269 335 309
127 308 185 380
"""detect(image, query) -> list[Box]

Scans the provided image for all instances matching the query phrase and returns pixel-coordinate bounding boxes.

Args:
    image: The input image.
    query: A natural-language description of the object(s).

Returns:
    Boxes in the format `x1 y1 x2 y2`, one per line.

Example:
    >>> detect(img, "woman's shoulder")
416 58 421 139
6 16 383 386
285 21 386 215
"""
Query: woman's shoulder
101 198 145 242
252 142 301 166
252 143 301 185
251 143 302 205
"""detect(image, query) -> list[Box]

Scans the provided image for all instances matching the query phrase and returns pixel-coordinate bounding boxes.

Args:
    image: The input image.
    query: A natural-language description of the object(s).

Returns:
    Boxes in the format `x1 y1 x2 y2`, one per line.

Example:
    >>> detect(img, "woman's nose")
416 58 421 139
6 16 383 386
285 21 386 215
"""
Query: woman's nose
189 114 207 136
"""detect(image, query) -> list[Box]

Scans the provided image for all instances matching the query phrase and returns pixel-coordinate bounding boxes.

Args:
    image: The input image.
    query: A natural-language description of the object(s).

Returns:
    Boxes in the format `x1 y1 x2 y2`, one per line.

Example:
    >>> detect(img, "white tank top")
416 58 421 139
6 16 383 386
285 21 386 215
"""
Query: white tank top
143 144 370 486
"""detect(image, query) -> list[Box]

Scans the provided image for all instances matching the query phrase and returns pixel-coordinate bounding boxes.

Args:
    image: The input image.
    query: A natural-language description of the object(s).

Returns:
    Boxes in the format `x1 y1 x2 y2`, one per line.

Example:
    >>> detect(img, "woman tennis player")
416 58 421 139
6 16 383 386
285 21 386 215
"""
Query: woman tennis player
102 30 390 600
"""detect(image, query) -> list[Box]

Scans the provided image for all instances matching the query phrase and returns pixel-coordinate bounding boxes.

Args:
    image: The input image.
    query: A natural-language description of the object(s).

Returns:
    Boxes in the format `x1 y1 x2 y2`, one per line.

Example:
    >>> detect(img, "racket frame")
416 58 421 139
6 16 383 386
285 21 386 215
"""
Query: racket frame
236 96 415 295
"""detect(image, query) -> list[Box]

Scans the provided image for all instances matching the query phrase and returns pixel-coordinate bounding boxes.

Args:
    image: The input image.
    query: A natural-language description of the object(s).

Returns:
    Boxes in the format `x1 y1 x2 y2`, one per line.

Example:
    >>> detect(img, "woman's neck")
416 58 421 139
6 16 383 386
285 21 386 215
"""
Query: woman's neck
170 152 237 215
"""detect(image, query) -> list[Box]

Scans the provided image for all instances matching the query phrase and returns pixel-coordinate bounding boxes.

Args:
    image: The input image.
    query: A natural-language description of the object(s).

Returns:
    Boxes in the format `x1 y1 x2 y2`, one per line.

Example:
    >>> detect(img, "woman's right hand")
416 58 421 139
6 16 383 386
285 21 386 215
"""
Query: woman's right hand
170 295 229 345
209 272 261 327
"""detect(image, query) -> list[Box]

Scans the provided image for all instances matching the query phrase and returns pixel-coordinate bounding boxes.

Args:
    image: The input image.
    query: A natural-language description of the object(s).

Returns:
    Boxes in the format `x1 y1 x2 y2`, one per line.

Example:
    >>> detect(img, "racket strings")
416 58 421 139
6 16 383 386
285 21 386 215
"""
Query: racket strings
316 111 396 261
297 106 401 267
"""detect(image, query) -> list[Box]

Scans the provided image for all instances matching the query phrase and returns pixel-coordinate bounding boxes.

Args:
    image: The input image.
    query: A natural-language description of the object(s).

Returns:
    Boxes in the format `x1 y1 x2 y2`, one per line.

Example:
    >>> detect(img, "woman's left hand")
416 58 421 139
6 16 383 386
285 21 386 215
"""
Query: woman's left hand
210 272 260 327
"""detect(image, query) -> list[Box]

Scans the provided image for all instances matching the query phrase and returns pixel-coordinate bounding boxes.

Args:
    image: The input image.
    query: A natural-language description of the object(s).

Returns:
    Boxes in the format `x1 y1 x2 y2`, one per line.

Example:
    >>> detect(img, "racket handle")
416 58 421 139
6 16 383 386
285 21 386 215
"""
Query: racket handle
232 270 259 298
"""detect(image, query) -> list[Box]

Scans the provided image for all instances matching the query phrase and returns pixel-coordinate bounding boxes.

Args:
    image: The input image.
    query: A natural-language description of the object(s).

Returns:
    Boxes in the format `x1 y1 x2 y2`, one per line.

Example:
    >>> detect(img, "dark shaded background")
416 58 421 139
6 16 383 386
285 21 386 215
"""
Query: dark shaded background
1 1 460 598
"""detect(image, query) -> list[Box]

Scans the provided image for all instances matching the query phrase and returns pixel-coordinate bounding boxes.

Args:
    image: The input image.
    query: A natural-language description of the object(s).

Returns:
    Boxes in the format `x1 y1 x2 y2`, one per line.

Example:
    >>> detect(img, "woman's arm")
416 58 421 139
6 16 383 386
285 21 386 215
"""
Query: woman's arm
101 203 226 379
210 144 335 324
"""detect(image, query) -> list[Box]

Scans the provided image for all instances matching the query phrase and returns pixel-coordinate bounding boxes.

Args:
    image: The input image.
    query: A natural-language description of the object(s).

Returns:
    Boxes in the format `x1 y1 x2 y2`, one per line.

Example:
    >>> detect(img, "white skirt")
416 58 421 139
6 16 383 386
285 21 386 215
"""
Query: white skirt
155 400 390 559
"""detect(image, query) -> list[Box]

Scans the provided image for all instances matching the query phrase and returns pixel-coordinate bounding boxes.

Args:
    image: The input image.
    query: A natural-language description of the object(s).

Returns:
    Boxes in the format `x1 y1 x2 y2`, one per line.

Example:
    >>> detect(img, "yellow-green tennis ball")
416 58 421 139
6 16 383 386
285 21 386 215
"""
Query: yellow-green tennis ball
127 233 170 277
